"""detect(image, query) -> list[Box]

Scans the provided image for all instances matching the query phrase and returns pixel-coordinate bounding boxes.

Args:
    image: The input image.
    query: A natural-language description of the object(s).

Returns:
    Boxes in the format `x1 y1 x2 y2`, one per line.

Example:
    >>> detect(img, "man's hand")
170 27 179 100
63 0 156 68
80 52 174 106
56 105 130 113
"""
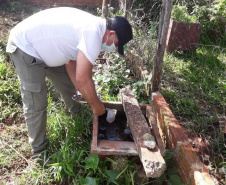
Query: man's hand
93 103 106 116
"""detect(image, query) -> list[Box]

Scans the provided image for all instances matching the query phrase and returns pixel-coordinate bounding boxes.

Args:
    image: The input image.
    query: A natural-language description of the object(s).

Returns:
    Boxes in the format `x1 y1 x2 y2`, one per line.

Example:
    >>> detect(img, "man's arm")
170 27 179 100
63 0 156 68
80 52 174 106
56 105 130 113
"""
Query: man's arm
65 60 78 90
67 50 105 116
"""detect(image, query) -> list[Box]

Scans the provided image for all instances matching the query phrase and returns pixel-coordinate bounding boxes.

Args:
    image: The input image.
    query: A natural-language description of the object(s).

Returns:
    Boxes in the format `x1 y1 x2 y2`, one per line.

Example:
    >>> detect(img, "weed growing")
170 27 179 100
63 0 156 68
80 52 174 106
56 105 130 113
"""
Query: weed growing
0 0 41 14
0 2 148 184
93 53 133 102
0 48 22 122
161 45 226 181
162 45 225 126
1 0 225 184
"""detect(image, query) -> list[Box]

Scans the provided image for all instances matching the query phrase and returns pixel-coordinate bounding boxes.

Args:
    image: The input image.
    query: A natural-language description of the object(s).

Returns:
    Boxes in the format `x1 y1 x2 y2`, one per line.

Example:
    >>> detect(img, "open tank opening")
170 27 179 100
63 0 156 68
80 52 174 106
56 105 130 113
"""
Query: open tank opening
98 111 134 142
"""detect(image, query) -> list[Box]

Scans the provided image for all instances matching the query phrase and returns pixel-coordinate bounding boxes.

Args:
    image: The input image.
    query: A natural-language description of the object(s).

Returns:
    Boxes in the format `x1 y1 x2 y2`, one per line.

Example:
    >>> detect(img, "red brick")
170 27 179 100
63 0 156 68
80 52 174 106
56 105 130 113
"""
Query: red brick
152 92 215 185
166 20 202 52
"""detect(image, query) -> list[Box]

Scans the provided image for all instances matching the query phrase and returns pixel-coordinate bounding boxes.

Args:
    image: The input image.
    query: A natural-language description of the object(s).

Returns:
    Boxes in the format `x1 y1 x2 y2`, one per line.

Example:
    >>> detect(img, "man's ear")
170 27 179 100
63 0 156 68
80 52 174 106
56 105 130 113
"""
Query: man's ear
102 29 111 43
109 30 116 36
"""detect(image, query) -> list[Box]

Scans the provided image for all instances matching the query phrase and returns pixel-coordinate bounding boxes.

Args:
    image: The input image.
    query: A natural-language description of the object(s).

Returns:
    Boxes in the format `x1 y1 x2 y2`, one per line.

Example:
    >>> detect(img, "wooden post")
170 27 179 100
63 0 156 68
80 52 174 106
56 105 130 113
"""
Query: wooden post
102 0 108 18
120 88 166 178
151 0 173 93
124 0 131 19
146 105 166 156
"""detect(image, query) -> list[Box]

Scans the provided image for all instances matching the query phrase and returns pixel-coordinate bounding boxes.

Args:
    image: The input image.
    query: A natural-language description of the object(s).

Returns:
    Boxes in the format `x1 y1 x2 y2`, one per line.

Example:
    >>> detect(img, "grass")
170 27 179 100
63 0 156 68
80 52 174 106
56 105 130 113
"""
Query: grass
161 45 226 180
162 45 225 128
0 1 225 184
0 3 150 185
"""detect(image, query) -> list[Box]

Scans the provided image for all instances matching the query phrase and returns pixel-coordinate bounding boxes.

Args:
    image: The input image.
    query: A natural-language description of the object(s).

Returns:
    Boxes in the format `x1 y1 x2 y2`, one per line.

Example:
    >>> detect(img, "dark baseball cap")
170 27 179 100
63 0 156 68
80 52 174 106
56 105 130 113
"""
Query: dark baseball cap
108 16 133 56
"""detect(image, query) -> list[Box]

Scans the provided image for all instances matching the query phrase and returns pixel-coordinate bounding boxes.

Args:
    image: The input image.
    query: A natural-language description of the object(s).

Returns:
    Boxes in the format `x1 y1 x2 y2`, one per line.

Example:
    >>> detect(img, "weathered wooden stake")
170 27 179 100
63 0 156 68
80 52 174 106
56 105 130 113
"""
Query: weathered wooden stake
102 0 108 18
146 105 166 156
151 0 173 93
124 0 131 19
120 88 166 178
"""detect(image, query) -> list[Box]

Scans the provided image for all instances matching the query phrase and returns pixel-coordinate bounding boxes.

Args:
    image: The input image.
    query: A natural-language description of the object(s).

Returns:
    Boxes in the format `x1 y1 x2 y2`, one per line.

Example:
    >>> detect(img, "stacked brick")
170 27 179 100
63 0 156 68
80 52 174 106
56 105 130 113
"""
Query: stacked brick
152 92 215 185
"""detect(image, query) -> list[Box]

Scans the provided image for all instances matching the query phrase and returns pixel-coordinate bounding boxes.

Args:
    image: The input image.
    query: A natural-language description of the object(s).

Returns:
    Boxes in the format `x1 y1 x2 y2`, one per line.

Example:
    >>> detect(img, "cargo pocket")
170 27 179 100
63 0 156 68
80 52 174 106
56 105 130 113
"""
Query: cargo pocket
22 52 46 67
20 80 44 111
30 57 46 66
30 57 49 68
20 80 42 93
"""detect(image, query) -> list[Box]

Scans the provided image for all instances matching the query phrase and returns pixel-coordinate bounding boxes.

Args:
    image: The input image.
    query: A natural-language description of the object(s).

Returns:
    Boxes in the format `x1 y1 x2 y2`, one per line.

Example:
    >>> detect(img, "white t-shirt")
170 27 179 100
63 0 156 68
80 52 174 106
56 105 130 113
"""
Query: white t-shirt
6 7 106 66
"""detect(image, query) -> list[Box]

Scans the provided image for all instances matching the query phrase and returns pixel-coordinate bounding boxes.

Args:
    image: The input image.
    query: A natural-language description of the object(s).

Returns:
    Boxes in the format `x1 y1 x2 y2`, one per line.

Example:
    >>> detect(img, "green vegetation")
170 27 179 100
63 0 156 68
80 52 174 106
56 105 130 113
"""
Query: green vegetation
0 0 40 14
154 150 184 185
0 57 21 121
162 45 225 142
171 5 198 23
173 0 226 45
93 54 132 102
162 46 225 120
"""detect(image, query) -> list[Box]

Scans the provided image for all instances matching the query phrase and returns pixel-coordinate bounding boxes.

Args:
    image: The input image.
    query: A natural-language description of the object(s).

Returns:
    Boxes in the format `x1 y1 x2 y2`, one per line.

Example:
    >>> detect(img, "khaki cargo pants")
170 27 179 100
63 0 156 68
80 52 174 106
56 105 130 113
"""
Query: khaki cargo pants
9 48 81 153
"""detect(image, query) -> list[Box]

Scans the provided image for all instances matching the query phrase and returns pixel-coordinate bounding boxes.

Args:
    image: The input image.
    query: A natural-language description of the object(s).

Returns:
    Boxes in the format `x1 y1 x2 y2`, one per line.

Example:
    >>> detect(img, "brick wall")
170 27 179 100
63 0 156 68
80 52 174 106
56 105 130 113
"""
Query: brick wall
152 92 215 185
17 0 107 7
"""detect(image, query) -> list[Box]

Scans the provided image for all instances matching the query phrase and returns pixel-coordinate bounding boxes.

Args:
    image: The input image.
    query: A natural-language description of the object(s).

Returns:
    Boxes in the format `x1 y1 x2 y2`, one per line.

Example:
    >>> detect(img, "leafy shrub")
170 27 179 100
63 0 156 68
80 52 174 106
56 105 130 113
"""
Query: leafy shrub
0 0 39 13
0 0 10 9
131 0 162 22
171 5 198 23
93 53 133 101
192 0 226 44
0 56 21 120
